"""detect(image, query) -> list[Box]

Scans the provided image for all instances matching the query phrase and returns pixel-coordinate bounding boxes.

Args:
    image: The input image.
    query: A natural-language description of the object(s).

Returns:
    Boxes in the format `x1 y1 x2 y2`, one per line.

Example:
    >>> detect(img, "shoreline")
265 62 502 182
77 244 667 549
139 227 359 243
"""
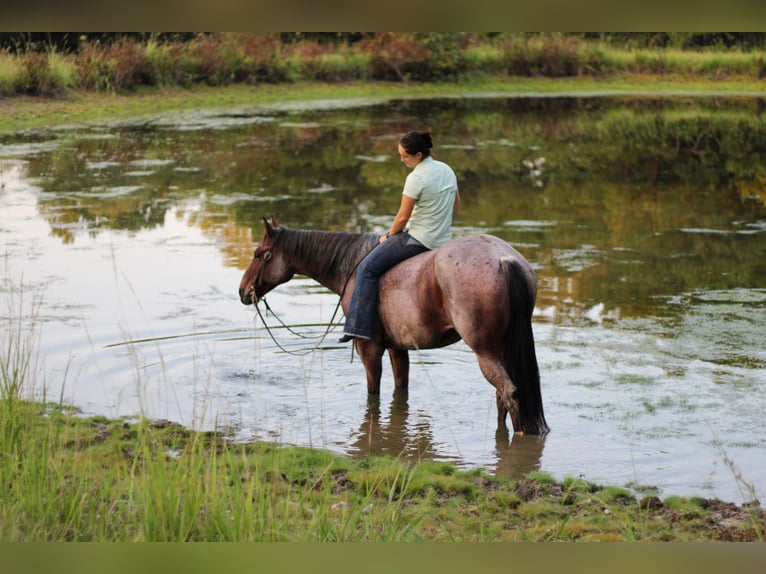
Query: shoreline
2 75 766 135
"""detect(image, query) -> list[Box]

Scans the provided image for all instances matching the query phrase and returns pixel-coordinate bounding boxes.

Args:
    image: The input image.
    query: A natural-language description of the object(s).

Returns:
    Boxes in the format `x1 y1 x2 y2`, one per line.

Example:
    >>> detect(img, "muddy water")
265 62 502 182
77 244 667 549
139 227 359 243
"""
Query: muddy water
1 95 765 505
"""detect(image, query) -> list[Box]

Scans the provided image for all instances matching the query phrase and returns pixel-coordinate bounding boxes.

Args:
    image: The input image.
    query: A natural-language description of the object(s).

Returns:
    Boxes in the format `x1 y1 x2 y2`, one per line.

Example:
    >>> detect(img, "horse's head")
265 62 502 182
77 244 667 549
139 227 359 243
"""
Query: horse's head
239 216 294 305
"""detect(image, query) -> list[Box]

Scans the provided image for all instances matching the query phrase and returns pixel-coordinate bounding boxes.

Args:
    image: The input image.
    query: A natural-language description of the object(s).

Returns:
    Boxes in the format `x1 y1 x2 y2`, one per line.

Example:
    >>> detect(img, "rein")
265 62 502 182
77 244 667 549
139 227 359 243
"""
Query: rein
249 238 376 357
252 295 344 356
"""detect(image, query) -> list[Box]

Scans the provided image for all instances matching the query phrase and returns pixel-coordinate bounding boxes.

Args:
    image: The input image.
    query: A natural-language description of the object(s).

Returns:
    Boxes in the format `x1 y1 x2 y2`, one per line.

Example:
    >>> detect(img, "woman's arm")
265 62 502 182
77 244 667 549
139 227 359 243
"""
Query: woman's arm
381 195 417 242
453 188 461 216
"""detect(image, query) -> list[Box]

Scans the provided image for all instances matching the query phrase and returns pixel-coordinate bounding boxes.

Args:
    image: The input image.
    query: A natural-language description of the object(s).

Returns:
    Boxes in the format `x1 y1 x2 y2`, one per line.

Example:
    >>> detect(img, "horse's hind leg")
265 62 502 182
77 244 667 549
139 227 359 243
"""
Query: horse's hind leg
388 348 409 390
475 353 521 433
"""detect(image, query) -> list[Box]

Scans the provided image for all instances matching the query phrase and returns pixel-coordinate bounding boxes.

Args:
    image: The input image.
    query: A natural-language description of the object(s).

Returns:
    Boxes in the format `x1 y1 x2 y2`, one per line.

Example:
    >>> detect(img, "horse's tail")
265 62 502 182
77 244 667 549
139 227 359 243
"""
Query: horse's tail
503 257 549 435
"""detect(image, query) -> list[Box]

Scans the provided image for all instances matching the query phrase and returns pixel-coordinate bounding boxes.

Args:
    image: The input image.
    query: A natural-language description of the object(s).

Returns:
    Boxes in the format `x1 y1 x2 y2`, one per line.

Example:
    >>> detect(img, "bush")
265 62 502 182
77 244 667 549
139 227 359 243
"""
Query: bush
500 34 585 77
144 39 188 87
22 52 65 96
75 40 115 91
109 37 154 91
238 33 287 84
357 33 468 82
0 52 24 96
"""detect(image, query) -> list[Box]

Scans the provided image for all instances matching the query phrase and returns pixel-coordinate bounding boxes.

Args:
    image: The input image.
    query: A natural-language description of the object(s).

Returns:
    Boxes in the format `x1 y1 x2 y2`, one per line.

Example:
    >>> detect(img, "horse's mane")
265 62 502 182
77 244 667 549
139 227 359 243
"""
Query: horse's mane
277 227 379 287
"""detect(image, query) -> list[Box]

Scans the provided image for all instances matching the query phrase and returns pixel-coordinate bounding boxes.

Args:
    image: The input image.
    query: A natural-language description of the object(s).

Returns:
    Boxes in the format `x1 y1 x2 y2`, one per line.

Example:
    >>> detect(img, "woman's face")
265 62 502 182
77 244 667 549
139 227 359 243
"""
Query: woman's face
398 144 422 169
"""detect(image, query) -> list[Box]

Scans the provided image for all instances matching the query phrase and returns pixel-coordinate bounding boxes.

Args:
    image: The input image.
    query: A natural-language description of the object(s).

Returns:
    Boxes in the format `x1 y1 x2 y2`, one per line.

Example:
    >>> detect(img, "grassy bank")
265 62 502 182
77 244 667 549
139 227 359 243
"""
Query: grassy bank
1 281 764 542
3 74 766 136
3 33 766 98
2 32 766 135
1 399 764 542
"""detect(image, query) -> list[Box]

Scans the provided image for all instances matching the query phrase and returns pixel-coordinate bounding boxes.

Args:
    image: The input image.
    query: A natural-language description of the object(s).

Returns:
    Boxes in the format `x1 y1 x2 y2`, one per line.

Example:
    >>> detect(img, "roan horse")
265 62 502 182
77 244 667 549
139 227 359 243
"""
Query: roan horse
239 217 549 435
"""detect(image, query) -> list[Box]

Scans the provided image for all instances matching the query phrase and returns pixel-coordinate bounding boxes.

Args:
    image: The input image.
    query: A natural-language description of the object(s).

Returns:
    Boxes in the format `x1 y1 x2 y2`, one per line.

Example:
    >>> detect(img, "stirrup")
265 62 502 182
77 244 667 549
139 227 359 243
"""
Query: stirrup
338 334 355 343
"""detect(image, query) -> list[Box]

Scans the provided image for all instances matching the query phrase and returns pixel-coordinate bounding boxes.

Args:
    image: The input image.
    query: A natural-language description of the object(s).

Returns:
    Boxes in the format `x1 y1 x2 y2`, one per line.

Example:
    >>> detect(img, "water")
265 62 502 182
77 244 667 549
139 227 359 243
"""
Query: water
1 95 765 505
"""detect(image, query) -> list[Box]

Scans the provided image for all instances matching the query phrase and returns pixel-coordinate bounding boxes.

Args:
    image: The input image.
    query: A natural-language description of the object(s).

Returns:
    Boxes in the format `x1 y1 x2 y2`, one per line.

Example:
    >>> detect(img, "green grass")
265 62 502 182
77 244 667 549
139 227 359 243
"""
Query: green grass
2 73 766 137
3 33 766 134
1 384 763 541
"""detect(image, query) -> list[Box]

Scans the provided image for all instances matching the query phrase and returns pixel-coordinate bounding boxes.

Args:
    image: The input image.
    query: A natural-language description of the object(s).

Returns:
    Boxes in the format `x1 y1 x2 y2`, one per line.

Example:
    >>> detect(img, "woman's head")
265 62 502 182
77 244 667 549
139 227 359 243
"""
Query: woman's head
398 130 433 168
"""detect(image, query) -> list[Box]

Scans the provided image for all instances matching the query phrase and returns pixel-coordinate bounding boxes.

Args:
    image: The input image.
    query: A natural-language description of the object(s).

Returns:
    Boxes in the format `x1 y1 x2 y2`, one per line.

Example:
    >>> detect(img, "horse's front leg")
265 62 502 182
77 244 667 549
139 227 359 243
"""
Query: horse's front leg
355 339 385 394
388 348 409 390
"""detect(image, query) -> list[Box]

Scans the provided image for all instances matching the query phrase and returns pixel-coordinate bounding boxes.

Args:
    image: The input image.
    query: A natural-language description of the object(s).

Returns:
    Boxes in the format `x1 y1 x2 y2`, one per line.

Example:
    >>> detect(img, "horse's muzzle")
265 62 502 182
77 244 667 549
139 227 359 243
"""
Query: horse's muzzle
239 284 257 306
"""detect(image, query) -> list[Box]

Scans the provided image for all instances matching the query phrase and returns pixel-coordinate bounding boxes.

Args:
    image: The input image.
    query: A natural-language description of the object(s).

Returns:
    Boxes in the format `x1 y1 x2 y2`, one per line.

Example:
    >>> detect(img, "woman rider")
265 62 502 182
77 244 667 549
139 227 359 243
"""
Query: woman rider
339 130 460 342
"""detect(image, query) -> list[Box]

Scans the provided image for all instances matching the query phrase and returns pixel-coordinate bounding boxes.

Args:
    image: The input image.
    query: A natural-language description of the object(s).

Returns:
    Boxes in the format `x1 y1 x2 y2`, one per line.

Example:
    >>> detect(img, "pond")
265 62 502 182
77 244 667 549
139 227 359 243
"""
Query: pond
1 94 765 506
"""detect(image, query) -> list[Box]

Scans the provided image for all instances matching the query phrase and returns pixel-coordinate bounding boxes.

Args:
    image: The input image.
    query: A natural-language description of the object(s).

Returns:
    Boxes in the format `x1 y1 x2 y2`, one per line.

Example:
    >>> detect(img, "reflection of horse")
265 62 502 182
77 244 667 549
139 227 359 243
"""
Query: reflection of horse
349 392 547 477
494 428 547 479
348 393 436 463
239 217 549 435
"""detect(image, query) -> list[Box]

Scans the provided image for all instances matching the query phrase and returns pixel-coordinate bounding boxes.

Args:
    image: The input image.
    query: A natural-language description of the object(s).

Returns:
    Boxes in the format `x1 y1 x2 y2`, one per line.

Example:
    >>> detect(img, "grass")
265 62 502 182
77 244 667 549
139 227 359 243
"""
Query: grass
2 400 764 542
1 273 764 541
2 74 766 137
3 33 766 135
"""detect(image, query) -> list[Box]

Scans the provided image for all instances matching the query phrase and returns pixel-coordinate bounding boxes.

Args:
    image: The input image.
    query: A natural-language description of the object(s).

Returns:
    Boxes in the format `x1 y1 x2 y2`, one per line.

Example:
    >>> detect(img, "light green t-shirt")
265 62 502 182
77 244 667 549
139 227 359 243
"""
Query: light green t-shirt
402 156 458 249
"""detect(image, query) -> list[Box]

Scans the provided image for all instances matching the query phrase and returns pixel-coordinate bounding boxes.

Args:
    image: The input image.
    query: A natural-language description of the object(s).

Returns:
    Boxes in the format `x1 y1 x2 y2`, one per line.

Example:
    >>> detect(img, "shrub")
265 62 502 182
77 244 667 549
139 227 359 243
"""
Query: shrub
47 51 77 92
238 33 285 84
500 34 585 77
75 40 115 91
0 52 25 96
22 52 66 96
108 37 154 91
358 33 430 82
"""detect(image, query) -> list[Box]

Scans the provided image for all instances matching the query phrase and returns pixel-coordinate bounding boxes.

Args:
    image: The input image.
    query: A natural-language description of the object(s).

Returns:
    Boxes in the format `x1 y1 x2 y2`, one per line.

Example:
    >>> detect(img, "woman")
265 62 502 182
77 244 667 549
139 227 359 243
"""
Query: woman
340 130 460 342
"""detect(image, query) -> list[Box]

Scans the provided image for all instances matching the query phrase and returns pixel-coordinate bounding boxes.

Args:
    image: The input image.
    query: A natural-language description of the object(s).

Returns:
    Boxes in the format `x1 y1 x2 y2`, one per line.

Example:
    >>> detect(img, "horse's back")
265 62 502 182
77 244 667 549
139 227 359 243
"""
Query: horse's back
377 234 535 349
434 234 535 301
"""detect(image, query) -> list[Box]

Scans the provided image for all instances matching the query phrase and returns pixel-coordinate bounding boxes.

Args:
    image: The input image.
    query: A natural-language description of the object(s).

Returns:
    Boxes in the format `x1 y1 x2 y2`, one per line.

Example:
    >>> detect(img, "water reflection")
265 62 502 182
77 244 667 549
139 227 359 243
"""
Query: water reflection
2 94 766 504
20 96 766 326
348 391 547 480
348 392 435 463
494 429 546 480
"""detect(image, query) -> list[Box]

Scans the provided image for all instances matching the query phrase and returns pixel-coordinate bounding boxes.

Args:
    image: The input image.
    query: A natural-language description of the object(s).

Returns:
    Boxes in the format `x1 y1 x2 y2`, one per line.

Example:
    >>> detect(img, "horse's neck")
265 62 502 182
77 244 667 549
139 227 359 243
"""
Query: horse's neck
286 229 374 295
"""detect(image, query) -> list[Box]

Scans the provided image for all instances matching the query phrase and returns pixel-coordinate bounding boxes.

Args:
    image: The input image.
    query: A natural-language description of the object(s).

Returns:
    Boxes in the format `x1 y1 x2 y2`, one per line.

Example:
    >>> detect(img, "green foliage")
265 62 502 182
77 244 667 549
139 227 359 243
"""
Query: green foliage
1 392 764 541
3 33 766 97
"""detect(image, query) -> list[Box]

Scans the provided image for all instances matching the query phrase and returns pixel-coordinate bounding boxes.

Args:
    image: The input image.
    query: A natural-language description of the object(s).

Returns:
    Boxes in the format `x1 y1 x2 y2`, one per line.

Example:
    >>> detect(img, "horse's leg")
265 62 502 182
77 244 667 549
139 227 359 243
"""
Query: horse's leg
355 339 384 394
475 352 522 433
388 348 410 390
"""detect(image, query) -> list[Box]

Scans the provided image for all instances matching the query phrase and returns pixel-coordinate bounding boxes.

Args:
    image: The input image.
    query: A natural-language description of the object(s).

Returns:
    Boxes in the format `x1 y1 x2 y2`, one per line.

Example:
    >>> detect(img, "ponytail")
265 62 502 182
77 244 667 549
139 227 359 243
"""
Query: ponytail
399 130 433 158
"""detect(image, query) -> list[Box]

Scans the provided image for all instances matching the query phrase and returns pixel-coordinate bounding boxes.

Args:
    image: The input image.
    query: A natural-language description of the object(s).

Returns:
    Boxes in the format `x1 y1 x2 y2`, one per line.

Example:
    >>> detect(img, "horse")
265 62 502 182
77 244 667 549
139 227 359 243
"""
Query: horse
239 217 549 435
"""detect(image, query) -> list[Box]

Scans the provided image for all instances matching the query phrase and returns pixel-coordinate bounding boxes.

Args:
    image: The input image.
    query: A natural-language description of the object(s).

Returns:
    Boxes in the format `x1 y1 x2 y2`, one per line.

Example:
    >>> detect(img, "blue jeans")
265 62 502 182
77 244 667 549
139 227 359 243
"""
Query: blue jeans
343 232 428 339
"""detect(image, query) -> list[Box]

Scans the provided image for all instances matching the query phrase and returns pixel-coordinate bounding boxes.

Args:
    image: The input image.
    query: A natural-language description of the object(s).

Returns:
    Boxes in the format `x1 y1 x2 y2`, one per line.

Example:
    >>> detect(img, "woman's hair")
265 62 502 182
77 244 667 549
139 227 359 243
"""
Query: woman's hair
399 130 433 158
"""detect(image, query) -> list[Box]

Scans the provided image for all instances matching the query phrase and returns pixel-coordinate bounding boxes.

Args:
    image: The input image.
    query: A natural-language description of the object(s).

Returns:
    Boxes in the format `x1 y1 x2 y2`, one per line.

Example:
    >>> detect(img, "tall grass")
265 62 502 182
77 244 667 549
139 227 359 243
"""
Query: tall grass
0 270 423 541
2 33 766 98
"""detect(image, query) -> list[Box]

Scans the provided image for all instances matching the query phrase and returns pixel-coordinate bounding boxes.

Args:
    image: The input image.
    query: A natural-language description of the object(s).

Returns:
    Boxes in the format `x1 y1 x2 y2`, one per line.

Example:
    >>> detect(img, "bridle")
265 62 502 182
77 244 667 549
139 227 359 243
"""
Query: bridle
251 247 272 297
248 245 347 357
246 239 377 357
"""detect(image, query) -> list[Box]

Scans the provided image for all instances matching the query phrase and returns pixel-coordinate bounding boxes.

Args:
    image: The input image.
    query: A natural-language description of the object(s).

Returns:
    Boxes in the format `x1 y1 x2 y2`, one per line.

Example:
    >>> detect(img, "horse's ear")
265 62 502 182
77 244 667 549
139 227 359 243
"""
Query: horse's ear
262 216 280 237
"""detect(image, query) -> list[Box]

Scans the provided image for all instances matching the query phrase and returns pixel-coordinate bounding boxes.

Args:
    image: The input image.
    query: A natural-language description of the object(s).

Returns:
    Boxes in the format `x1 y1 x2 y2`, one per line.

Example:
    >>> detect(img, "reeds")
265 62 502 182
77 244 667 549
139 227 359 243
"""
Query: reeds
2 33 766 98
